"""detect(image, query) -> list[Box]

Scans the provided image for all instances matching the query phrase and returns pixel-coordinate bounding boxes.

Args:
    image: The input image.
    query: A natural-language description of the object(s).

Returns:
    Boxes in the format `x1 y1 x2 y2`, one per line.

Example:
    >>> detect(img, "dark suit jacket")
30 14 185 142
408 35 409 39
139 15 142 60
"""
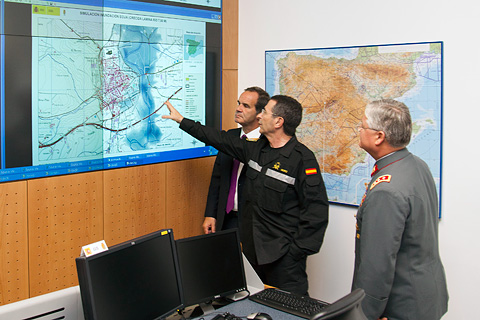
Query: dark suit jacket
204 128 246 230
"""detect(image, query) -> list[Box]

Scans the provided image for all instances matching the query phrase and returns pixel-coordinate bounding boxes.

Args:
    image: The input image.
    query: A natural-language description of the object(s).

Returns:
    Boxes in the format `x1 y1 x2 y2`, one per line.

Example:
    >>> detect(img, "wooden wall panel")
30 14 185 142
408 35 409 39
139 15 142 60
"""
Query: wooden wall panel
0 181 28 305
222 0 239 70
27 172 103 297
166 157 215 239
103 164 167 246
222 69 239 130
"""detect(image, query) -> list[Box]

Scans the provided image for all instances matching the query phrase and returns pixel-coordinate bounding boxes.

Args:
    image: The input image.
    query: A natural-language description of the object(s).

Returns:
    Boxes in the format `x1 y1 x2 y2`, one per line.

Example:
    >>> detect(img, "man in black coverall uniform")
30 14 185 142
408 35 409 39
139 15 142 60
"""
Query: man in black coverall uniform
163 95 329 295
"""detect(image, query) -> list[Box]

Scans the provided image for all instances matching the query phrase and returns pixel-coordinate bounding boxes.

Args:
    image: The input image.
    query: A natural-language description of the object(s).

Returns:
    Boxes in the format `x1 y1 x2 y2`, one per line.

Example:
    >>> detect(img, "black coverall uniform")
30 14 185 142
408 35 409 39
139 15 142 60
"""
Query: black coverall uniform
180 118 329 295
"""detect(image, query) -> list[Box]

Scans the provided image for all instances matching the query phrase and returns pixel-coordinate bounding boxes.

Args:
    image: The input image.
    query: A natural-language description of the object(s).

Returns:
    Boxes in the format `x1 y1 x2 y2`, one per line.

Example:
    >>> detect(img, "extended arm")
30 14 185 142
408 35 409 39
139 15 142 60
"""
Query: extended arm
163 101 250 163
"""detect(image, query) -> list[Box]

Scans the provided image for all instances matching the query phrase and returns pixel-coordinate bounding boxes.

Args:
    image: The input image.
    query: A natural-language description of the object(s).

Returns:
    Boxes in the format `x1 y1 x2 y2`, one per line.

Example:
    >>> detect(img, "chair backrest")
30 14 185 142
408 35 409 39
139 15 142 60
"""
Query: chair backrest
309 288 367 320
0 286 84 320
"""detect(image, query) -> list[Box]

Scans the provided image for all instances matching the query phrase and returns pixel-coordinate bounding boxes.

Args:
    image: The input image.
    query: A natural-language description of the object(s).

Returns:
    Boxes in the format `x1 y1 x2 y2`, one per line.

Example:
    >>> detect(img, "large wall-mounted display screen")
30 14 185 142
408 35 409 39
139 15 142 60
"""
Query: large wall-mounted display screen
0 0 222 182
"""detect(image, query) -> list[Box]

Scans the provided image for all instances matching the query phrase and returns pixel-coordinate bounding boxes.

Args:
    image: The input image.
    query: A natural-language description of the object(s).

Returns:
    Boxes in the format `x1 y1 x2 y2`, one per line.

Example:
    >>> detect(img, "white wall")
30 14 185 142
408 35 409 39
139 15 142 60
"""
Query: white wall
238 0 480 318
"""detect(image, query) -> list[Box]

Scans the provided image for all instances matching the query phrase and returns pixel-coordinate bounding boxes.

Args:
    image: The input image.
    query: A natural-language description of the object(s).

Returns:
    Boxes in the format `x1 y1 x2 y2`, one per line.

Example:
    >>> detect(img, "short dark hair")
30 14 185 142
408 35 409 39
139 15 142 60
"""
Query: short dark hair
244 86 270 114
365 99 412 148
270 95 303 136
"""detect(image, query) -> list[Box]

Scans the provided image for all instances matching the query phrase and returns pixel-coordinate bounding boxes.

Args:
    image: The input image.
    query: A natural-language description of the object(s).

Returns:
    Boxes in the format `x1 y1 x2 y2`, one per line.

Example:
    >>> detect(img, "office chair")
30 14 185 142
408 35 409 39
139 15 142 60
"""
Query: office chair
309 288 367 320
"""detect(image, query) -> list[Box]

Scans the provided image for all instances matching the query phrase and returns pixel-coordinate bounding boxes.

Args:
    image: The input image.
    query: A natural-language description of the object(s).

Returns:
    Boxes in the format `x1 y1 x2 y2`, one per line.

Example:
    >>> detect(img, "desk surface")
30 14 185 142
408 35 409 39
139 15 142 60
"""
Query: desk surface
194 298 304 320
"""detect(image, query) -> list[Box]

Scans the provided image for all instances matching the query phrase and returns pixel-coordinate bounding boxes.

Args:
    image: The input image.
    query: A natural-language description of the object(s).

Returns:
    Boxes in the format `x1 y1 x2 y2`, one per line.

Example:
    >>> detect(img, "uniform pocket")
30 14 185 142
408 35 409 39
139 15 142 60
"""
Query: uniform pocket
262 169 291 213
264 175 289 192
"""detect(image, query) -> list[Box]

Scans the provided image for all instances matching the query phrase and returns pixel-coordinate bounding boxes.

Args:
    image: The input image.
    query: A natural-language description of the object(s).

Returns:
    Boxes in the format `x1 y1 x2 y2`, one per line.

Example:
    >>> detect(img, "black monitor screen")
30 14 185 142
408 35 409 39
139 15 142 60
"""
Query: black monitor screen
76 229 183 320
175 229 247 307
0 0 222 182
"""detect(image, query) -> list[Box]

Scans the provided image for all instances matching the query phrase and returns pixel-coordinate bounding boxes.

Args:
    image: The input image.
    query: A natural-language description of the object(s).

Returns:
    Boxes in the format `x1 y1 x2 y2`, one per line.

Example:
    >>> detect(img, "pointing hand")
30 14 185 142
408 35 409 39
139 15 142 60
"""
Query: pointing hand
162 100 184 123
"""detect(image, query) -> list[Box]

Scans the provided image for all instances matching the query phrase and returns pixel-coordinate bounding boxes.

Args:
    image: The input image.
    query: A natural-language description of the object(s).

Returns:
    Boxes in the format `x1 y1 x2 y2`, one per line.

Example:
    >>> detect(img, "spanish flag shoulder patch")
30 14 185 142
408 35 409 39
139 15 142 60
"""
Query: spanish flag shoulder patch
370 174 391 190
305 168 317 175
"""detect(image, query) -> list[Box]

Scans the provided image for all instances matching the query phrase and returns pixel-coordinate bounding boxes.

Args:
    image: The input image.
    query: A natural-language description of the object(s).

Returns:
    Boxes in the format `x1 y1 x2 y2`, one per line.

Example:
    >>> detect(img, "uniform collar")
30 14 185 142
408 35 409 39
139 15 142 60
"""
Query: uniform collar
371 148 410 177
260 135 297 157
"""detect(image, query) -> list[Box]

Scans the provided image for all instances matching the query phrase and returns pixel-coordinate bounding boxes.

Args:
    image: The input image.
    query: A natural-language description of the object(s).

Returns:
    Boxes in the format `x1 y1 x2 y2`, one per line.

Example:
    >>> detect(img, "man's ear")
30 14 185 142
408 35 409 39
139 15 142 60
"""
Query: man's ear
374 130 386 146
274 116 284 129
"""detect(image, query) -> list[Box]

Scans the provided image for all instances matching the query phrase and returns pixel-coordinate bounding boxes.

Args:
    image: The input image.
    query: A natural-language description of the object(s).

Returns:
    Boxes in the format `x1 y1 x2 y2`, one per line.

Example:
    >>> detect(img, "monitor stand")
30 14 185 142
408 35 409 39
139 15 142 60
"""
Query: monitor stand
226 290 249 301
187 302 215 318
198 302 215 314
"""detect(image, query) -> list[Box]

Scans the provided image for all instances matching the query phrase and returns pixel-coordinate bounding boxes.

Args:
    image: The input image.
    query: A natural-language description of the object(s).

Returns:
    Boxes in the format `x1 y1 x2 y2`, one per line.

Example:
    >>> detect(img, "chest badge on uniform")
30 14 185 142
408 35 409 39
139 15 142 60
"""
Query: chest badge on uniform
305 168 317 175
370 174 391 190
272 162 288 173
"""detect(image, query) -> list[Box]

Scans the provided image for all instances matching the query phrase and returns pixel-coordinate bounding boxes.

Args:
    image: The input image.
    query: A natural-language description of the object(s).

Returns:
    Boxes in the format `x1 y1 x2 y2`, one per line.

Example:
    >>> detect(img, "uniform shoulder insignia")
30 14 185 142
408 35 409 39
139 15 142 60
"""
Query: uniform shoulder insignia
370 174 391 190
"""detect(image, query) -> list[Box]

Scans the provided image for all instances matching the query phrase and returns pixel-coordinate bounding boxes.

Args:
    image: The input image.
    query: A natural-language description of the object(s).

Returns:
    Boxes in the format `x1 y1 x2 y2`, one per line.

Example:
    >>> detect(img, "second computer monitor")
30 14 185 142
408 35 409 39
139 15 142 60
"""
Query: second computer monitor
175 229 247 307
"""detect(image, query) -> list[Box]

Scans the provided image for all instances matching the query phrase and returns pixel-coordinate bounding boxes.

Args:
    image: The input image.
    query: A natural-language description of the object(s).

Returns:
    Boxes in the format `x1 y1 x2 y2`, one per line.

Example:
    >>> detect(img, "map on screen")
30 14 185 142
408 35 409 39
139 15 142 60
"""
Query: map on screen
31 6 205 165
0 0 221 182
266 42 443 208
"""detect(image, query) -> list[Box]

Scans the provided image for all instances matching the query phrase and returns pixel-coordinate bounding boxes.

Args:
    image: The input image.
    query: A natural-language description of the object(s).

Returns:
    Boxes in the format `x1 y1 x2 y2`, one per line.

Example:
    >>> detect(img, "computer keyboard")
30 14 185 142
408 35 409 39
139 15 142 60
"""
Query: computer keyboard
211 312 243 320
249 288 329 319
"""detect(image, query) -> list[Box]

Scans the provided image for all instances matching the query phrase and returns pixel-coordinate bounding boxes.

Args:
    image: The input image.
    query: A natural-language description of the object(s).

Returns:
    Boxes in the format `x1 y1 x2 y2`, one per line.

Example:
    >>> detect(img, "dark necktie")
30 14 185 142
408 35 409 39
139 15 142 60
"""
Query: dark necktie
226 134 246 213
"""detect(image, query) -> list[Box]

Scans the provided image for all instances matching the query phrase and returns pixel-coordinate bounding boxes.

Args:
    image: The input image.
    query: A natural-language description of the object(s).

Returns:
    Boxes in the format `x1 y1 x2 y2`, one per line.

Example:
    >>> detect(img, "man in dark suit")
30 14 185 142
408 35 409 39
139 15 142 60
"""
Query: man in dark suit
202 87 270 233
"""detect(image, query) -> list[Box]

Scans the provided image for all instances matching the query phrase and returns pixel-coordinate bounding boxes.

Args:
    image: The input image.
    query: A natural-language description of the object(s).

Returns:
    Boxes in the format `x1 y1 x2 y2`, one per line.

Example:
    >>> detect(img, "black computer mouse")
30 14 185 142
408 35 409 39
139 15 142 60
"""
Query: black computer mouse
247 312 273 320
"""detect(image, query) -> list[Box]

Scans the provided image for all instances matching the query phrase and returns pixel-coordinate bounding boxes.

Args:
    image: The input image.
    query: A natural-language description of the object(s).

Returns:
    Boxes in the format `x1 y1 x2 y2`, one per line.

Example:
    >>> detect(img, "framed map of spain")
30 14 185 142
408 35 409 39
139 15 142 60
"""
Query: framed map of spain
265 42 443 210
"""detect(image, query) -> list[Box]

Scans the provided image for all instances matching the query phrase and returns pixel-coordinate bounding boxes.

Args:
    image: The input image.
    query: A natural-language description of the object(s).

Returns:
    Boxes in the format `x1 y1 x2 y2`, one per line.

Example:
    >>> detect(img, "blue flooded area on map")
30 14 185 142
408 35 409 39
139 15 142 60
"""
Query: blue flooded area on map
118 25 163 150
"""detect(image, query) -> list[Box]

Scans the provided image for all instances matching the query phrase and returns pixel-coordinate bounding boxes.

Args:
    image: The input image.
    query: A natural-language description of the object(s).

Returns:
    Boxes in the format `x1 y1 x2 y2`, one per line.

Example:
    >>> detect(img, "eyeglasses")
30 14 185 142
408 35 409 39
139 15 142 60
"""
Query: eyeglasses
357 125 380 132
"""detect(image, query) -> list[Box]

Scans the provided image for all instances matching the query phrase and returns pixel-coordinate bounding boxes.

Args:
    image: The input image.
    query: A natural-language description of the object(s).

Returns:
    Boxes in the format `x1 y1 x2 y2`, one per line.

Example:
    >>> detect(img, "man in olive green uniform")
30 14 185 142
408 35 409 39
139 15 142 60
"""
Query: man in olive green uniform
353 99 448 320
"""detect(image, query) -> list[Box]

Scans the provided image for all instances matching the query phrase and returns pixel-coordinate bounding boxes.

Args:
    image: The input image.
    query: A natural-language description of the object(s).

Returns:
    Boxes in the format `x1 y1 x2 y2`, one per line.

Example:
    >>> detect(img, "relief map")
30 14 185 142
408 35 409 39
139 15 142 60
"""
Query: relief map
266 42 442 206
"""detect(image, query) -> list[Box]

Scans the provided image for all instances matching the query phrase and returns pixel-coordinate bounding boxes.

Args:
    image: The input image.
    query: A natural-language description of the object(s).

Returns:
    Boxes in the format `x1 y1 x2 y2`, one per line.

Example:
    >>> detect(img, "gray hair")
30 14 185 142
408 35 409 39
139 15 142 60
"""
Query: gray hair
365 99 412 148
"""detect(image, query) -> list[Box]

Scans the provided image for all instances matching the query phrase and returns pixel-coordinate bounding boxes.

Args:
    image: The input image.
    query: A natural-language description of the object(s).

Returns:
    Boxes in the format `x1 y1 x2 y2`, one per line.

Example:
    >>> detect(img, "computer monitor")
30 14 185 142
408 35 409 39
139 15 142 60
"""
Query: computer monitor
175 229 247 309
75 229 183 320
